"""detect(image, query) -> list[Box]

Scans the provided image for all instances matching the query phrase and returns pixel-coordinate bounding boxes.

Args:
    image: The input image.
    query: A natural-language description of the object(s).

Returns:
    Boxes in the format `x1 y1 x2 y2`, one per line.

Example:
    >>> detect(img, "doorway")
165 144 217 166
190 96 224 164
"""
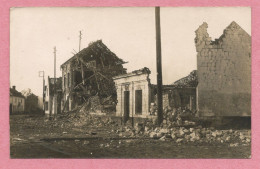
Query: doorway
10 104 12 114
123 91 130 123
135 90 142 114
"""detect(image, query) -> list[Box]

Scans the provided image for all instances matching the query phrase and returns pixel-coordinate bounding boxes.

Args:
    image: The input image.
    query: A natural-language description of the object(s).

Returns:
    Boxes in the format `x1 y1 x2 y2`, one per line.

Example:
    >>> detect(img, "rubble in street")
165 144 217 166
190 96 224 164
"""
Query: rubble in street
114 118 251 147
56 110 249 146
40 103 251 148
10 110 251 159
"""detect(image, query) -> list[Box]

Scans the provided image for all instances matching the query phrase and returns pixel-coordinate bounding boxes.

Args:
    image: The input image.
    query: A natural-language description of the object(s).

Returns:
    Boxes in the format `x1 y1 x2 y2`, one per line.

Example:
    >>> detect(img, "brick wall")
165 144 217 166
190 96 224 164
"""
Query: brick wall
195 22 251 116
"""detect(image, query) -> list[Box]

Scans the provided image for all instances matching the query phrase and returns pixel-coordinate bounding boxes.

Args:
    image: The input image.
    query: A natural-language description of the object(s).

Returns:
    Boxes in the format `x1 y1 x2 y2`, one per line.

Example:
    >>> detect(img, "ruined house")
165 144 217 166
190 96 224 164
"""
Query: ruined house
113 68 153 121
152 70 198 112
60 40 127 112
45 76 62 115
195 21 251 117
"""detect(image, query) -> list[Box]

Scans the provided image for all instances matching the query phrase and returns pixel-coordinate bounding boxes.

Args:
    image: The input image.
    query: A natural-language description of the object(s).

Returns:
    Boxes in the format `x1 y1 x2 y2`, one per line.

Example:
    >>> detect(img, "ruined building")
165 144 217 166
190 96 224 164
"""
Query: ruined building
61 40 127 112
151 80 197 113
113 68 153 121
113 68 197 120
163 70 198 111
195 21 251 117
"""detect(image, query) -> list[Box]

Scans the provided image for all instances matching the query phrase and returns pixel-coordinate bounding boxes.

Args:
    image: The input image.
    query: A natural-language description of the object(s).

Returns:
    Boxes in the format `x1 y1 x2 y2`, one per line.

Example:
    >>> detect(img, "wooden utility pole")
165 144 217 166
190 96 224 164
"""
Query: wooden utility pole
79 31 85 85
79 31 82 52
38 71 45 112
155 7 163 125
54 46 56 94
53 47 57 116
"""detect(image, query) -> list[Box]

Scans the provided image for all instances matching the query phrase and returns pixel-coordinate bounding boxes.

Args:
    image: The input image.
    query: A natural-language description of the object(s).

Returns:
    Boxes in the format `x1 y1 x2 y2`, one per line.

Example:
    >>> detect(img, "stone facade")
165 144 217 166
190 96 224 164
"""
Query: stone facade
195 21 251 116
113 68 153 119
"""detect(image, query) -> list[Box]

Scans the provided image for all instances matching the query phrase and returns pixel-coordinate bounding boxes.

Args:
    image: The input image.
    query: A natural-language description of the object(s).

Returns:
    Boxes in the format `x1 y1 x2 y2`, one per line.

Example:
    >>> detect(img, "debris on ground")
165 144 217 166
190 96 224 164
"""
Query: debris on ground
10 113 251 158
10 104 251 150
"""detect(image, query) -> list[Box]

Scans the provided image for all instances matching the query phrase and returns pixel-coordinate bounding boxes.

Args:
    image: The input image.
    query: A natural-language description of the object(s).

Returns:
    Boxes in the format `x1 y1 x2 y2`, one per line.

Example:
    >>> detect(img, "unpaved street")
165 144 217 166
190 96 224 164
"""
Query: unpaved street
10 114 251 158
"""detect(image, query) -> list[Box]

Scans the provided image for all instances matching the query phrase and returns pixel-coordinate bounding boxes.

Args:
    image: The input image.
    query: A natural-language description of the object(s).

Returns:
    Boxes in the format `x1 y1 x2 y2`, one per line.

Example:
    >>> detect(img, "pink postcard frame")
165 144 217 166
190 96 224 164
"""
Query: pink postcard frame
0 0 259 168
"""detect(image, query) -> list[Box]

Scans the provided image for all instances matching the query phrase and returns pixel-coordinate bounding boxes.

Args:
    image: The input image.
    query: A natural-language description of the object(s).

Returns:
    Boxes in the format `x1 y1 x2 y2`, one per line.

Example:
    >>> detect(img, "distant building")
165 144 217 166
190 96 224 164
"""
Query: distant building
10 86 25 114
24 93 39 113
21 88 44 113
45 76 62 115
195 21 251 117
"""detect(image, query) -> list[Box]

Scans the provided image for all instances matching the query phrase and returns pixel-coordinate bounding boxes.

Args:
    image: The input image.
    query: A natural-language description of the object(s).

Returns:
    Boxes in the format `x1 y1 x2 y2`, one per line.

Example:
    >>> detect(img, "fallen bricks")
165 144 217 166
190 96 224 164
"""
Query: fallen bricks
117 124 251 147
66 112 251 146
45 110 250 147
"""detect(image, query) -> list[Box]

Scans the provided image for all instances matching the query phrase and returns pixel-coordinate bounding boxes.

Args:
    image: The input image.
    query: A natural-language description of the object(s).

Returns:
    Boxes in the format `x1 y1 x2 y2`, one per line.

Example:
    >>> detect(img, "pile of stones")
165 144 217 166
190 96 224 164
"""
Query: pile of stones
117 123 251 146
146 126 251 145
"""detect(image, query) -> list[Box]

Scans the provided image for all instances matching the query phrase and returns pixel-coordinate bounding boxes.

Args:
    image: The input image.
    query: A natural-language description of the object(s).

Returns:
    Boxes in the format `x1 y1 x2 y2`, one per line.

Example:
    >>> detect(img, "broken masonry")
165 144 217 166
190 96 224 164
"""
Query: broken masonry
60 40 127 113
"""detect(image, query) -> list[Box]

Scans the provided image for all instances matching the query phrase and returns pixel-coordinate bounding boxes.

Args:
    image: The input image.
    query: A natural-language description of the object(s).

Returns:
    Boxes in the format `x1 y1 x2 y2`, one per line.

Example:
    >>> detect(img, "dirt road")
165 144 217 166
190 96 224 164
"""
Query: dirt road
10 114 251 158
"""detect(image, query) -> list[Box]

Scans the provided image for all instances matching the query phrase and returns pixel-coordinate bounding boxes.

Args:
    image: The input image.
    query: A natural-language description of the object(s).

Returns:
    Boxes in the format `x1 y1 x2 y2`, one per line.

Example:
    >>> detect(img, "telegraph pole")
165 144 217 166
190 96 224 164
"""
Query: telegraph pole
79 31 85 84
53 47 57 116
79 31 82 52
38 71 45 112
155 7 163 125
54 46 56 93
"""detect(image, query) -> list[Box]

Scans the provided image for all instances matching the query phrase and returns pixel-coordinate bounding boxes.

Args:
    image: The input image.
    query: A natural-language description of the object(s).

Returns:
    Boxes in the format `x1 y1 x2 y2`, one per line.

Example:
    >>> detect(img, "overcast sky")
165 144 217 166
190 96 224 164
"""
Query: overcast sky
10 7 251 96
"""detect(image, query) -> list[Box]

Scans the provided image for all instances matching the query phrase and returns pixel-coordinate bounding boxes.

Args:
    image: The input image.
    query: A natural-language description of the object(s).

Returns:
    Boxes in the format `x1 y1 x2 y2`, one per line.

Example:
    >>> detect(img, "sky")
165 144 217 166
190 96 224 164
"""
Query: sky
10 7 251 96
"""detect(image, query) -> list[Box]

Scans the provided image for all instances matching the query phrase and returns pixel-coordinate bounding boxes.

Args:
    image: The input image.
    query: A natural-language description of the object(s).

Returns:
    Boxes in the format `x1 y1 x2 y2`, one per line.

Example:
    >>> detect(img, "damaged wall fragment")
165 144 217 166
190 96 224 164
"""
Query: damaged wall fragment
195 21 251 116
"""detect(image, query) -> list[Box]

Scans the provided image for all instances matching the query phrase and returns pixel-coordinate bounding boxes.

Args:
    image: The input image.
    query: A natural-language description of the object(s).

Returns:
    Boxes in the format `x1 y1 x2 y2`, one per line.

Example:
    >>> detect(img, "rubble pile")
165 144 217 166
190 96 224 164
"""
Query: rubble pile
56 110 118 128
116 122 251 146
88 96 102 113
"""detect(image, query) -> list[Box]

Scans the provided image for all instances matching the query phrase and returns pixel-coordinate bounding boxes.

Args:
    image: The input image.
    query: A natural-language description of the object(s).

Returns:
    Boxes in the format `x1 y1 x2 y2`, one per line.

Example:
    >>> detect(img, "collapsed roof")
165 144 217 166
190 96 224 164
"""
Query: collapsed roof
171 70 198 88
61 40 127 113
61 40 127 68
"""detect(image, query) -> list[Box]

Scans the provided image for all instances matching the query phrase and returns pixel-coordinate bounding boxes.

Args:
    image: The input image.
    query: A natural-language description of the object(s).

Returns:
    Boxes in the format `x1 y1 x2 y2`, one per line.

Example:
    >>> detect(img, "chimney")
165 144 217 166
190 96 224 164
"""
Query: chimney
12 86 16 90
